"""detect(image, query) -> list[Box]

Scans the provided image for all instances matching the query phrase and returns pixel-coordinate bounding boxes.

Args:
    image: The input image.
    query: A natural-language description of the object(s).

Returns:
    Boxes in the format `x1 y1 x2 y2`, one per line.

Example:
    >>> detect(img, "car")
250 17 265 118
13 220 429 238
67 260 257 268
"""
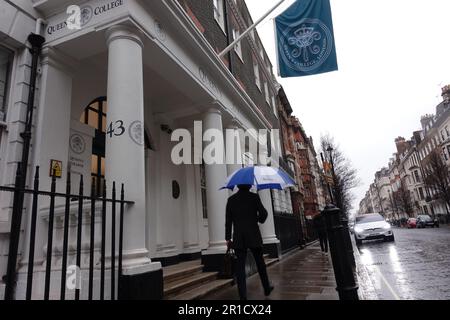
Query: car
407 218 417 228
416 215 439 228
353 213 395 246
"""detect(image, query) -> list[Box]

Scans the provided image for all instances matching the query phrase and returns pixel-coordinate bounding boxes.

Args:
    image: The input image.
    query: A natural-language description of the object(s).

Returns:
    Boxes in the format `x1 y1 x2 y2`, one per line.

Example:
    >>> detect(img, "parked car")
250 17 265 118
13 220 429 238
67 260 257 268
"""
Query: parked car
407 218 417 228
353 213 395 246
416 215 439 228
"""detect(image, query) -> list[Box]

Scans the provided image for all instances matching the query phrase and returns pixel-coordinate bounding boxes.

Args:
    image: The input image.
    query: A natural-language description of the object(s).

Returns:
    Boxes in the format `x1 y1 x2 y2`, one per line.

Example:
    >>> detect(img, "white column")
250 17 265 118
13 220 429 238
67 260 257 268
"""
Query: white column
258 190 279 245
106 25 159 273
203 107 228 255
226 119 243 183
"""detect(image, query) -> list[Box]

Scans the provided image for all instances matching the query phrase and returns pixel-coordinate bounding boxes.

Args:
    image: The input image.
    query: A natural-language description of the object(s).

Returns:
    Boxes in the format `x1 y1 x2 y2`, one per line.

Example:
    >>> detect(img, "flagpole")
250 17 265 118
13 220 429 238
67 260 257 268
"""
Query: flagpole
218 0 288 59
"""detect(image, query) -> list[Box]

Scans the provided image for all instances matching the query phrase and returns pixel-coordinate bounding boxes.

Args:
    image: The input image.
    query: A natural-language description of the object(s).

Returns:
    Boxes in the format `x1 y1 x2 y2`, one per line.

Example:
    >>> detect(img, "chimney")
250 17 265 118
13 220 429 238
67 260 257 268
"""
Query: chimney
395 137 407 155
421 114 434 131
413 131 423 144
442 85 450 103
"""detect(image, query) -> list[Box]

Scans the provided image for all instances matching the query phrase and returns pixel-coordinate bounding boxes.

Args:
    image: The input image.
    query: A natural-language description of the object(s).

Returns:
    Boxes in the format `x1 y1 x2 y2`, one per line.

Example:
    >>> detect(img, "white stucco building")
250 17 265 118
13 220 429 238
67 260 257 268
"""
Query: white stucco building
0 0 287 300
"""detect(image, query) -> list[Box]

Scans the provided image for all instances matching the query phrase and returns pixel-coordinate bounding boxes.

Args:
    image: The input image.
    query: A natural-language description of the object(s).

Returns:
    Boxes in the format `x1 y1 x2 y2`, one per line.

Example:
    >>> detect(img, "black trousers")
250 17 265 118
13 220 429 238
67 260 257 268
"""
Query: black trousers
318 232 328 252
235 247 270 300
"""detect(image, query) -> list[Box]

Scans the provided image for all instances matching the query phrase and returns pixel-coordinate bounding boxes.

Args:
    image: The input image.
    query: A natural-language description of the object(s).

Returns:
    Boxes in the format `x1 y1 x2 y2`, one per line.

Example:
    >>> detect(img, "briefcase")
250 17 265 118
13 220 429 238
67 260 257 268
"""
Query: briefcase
222 248 237 279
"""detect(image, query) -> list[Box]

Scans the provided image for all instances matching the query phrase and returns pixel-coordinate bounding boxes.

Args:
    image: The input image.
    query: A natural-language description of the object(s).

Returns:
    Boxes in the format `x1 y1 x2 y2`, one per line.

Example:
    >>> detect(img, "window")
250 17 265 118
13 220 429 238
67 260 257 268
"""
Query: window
232 27 243 61
264 80 270 104
0 46 13 122
414 170 420 183
271 95 277 116
418 187 425 200
80 98 107 197
258 43 264 60
253 59 261 90
213 0 226 33
249 21 255 41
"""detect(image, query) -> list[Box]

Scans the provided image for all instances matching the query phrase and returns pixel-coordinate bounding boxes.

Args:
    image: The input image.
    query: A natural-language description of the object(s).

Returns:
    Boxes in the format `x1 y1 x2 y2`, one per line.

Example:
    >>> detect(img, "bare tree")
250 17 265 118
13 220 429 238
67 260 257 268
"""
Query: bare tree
321 134 360 217
393 179 415 218
423 150 450 215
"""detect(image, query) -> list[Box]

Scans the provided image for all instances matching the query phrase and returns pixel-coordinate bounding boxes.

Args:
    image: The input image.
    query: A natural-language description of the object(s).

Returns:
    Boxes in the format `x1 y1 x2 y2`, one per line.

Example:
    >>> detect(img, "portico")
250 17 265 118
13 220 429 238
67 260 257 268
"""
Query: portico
11 0 282 299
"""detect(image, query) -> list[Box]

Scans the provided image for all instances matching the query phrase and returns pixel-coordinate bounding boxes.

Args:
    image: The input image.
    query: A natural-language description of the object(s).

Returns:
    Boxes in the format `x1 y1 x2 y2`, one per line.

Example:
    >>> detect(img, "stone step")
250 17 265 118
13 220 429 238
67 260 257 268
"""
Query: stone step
169 279 234 300
163 261 203 284
164 272 219 298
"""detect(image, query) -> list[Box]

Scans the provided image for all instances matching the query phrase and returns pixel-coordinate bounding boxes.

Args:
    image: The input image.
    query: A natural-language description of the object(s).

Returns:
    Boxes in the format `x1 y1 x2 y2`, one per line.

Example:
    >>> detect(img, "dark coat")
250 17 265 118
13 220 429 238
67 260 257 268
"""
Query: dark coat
225 190 268 249
313 213 327 235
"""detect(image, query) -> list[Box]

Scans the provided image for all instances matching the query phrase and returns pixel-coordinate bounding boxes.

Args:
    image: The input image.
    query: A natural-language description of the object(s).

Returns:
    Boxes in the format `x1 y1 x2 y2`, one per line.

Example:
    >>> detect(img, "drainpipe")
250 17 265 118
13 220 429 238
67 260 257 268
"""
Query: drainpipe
4 31 45 300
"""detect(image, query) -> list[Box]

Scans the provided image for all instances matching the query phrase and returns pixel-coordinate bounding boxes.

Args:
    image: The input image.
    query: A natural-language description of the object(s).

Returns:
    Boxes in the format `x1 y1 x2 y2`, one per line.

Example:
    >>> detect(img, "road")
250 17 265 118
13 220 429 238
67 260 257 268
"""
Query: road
355 226 450 300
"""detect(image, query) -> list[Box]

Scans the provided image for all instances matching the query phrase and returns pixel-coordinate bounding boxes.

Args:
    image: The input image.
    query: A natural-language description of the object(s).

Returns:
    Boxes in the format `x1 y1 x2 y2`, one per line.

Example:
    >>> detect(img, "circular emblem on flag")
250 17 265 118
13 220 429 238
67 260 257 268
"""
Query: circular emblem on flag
80 6 93 27
70 134 86 154
279 18 333 73
129 120 144 146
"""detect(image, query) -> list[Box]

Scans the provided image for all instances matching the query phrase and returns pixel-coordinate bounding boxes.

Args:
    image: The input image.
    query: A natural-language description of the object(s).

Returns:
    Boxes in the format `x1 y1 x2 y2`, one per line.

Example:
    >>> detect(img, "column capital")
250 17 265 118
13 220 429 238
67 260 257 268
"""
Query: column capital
204 106 222 117
227 118 241 130
106 24 144 48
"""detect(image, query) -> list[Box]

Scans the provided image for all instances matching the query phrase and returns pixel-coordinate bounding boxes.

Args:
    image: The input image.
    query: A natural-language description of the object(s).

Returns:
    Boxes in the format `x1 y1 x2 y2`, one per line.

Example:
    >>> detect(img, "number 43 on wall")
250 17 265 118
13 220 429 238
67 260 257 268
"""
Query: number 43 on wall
107 120 125 138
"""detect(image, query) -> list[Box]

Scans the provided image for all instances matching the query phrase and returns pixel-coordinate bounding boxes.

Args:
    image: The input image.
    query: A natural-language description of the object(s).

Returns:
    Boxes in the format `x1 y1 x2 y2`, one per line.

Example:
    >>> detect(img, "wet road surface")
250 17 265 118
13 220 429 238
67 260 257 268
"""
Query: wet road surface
355 226 450 300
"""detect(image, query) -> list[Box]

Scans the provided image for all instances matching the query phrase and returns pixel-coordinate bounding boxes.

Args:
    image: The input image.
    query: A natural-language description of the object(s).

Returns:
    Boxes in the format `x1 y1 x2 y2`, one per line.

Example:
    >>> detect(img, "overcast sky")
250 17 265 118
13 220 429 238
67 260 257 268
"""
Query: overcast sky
246 0 450 214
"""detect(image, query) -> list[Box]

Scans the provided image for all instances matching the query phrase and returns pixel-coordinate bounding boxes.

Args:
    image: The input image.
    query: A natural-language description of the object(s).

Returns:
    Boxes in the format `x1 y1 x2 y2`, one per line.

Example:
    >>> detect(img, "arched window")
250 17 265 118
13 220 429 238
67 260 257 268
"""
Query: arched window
80 97 107 196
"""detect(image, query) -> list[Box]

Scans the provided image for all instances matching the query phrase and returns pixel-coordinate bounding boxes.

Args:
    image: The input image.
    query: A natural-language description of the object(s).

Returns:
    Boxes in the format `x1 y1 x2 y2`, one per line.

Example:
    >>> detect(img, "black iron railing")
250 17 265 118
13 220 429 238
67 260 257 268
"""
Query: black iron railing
0 166 133 300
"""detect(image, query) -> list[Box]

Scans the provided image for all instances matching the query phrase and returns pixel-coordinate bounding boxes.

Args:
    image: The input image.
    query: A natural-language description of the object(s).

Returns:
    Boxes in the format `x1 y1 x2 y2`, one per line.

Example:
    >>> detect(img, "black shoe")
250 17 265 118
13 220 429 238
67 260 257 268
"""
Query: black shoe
264 285 274 296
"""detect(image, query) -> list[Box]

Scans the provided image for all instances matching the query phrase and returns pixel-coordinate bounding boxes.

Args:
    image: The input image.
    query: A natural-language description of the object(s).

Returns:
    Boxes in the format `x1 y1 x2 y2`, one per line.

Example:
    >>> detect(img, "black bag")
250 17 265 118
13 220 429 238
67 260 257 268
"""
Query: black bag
223 248 237 279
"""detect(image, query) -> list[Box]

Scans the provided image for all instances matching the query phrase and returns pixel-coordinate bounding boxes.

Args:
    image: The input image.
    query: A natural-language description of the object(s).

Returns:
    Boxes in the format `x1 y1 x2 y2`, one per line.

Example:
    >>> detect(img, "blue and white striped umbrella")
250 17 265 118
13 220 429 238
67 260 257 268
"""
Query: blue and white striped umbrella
221 166 296 191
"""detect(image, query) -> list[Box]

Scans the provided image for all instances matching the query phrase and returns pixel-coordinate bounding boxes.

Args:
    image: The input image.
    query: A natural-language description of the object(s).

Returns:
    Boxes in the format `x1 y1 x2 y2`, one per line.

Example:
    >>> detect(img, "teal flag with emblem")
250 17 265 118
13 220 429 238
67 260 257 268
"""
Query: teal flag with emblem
275 0 338 78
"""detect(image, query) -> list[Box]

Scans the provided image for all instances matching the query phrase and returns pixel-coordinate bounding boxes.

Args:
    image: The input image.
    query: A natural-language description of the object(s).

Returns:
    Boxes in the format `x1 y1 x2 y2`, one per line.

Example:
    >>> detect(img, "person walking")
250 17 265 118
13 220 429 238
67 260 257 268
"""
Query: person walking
313 212 328 253
225 184 274 300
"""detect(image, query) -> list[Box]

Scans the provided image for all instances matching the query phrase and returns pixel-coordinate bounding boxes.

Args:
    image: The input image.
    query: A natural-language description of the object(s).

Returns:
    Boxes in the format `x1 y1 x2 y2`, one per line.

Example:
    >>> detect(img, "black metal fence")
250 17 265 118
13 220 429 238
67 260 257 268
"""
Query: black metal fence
273 212 300 253
0 166 132 300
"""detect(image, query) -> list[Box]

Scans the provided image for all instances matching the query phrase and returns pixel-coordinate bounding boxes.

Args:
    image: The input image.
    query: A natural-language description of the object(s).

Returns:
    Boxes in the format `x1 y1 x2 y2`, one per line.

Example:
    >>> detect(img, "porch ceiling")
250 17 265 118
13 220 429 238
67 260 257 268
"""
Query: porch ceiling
53 28 211 120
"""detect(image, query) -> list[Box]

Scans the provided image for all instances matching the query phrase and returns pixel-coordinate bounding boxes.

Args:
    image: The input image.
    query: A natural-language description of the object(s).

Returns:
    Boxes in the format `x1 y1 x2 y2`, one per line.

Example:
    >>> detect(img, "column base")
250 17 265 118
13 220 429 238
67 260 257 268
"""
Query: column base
152 251 202 267
119 266 163 300
263 242 281 259
201 249 227 274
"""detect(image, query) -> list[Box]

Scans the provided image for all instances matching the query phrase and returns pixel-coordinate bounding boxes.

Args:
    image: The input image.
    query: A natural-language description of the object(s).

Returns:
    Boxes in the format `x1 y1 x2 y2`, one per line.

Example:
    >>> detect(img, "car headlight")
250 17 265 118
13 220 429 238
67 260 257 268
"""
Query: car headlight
354 226 363 233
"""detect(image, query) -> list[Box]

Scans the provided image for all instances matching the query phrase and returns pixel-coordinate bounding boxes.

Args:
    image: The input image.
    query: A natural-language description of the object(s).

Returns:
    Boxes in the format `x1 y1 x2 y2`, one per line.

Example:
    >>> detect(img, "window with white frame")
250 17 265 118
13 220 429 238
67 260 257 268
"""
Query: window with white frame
264 80 270 104
248 18 255 41
232 27 243 61
0 46 13 122
272 95 277 116
213 0 226 33
253 59 261 90
258 43 264 60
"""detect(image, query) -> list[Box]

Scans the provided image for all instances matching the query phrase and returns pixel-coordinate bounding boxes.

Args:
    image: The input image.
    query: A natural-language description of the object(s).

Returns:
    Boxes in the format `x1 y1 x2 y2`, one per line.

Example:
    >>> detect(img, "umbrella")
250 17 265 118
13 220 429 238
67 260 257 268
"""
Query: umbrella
221 166 296 191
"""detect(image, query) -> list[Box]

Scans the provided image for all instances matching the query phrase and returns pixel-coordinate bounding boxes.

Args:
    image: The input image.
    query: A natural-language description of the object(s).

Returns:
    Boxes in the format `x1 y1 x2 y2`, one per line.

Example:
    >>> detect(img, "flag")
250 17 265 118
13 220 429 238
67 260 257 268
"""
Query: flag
275 0 338 78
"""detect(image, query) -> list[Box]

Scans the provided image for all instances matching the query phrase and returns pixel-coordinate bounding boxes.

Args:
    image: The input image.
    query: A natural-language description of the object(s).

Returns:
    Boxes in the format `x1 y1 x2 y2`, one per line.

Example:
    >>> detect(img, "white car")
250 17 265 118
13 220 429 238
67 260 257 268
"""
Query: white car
353 213 395 246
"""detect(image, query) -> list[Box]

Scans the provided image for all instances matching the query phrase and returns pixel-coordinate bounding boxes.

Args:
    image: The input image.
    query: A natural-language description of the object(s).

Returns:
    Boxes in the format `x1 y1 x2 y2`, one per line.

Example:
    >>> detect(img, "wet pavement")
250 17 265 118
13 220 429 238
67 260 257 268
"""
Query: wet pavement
355 226 450 300
203 243 339 300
